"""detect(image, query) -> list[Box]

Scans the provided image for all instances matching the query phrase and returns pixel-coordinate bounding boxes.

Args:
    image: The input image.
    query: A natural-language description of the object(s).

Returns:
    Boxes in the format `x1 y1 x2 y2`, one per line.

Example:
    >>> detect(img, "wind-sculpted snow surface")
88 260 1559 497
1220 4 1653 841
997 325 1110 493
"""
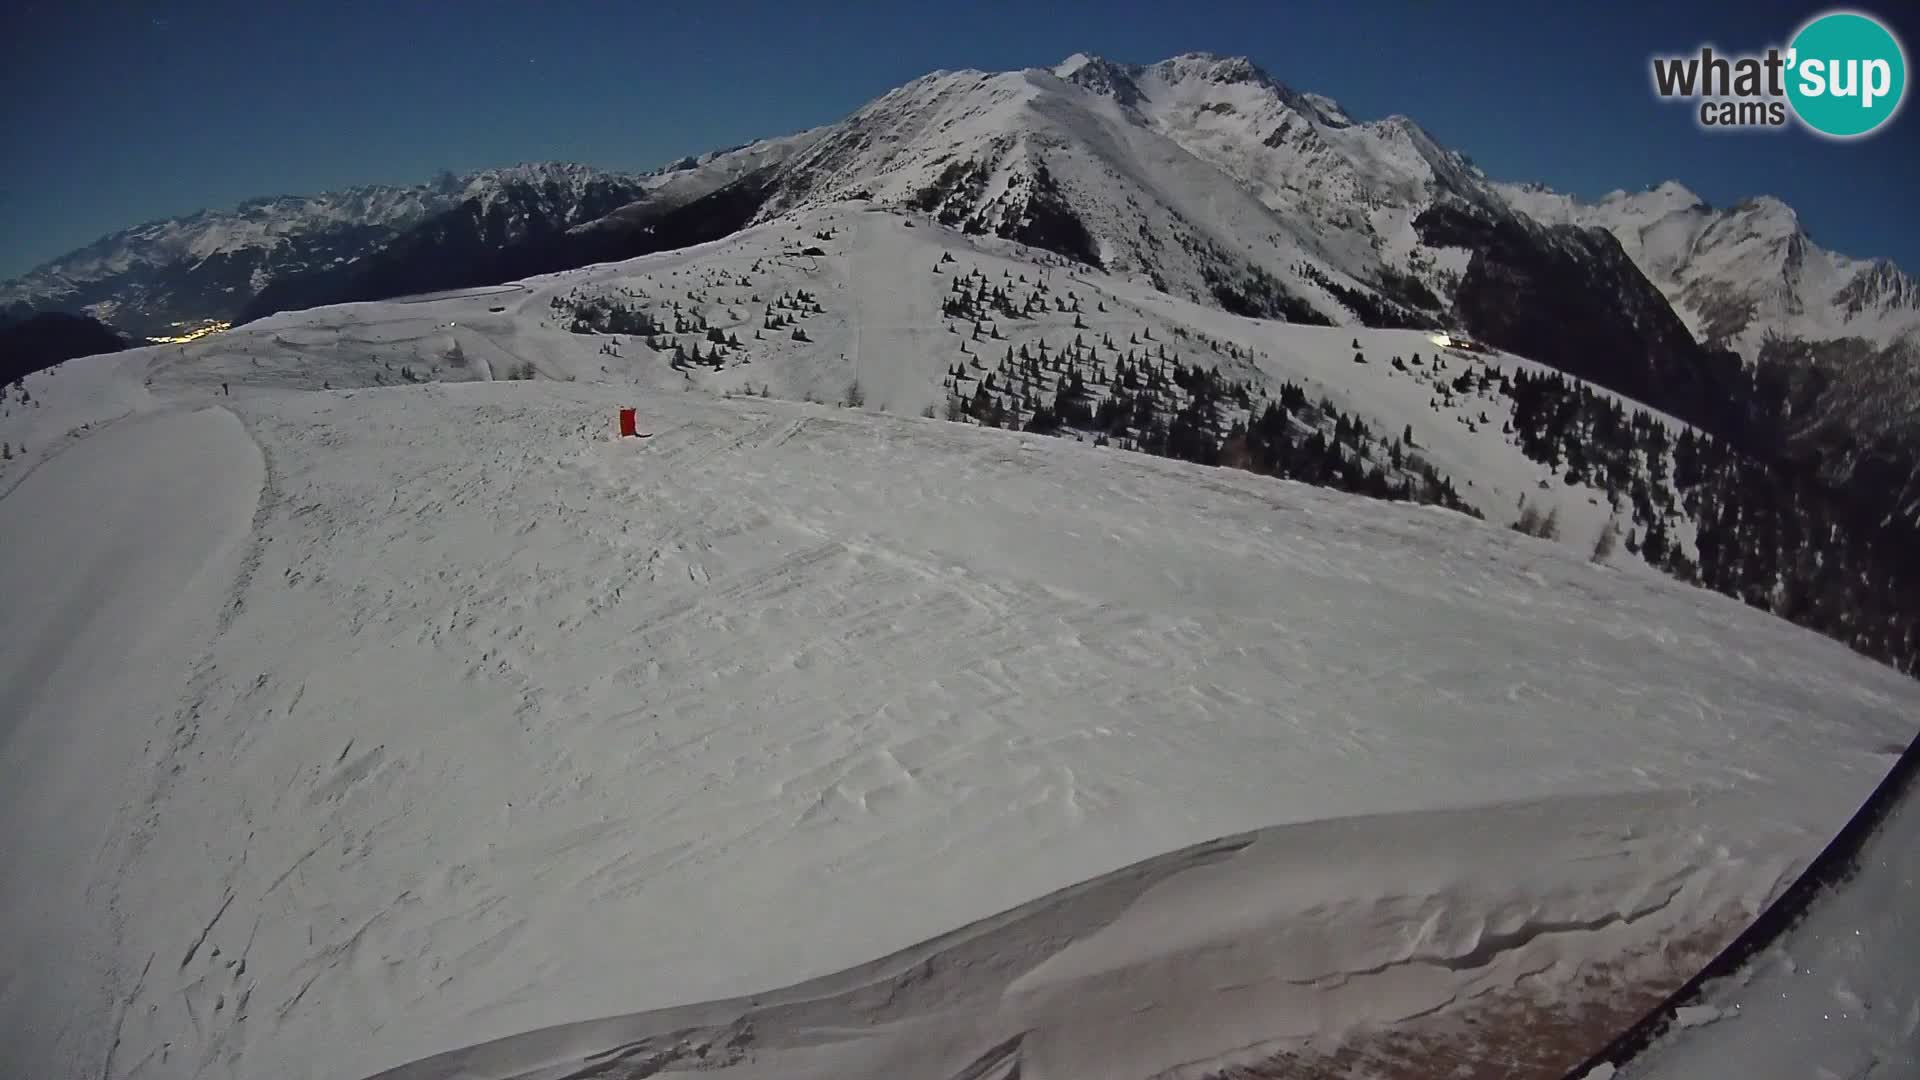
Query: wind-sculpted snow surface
364 790 1813 1080
2 367 1913 1079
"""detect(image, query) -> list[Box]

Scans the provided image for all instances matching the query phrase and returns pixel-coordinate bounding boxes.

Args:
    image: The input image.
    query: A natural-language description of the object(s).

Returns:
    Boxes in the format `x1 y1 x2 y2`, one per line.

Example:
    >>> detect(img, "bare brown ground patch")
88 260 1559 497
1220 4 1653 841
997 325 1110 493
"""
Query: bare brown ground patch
1189 914 1741 1080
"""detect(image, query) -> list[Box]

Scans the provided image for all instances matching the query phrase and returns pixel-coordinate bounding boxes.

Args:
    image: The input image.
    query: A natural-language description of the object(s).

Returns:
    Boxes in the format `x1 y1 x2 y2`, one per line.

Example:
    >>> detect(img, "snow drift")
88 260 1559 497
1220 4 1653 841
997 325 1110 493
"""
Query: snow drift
368 787 1816 1080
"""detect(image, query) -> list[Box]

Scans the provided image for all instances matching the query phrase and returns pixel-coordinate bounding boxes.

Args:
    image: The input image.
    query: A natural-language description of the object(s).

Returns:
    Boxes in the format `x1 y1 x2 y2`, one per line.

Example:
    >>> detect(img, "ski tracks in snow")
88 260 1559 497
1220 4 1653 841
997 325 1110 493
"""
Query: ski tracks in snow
0 403 265 1080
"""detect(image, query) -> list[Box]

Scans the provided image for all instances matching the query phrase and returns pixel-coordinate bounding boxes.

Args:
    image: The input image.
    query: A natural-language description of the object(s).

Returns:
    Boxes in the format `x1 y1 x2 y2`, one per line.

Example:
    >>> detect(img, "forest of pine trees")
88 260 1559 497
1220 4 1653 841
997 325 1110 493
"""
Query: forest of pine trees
547 281 828 373
1006 351 1471 512
1503 368 1920 673
551 294 661 337
932 263 1475 517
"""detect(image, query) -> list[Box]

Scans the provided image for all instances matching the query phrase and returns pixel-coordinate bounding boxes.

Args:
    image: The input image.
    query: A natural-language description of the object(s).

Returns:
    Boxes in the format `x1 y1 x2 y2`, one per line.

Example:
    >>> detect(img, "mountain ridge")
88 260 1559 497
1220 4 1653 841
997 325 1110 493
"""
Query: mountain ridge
1497 178 1920 358
0 162 646 337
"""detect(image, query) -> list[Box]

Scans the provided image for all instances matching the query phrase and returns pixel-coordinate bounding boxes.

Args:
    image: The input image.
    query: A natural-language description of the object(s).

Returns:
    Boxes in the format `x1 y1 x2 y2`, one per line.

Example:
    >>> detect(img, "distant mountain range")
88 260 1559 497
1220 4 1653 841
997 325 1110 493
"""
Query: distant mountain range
0 160 695 339
5 51 1916 519
3 173 477 339
235 136 819 325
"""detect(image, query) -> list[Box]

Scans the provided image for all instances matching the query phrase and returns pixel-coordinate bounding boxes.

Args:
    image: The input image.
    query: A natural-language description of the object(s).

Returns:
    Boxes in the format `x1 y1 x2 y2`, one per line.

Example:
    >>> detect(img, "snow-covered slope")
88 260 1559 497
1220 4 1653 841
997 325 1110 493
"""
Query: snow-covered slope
4 207 1918 1080
114 205 1686 556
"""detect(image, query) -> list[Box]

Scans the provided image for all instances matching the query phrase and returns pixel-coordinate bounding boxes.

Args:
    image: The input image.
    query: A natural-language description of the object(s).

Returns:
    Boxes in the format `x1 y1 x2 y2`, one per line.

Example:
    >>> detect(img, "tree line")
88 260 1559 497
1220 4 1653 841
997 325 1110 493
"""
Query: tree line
1504 368 1920 673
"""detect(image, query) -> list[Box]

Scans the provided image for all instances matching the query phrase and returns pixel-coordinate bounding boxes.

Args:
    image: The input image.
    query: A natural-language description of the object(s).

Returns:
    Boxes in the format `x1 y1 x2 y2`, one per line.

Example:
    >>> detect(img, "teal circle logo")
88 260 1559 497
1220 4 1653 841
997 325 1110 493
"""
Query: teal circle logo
1786 11 1907 138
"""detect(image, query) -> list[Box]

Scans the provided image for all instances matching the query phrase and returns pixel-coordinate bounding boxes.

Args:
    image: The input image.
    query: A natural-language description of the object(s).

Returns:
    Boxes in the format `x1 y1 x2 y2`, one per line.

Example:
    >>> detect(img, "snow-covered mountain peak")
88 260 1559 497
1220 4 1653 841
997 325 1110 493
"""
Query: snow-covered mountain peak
742 50 1549 329
749 64 1060 227
1599 179 1705 209
1109 62 1488 220
1151 51 1276 88
1053 52 1147 106
1138 52 1358 129
1648 179 1706 208
1498 176 1920 361
1300 92 1355 128
1724 194 1804 240
1355 114 1482 191
1137 52 1344 123
1054 50 1295 94
1051 52 1103 79
1838 258 1920 314
465 160 600 182
1366 114 1422 137
458 161 632 199
852 65 1035 122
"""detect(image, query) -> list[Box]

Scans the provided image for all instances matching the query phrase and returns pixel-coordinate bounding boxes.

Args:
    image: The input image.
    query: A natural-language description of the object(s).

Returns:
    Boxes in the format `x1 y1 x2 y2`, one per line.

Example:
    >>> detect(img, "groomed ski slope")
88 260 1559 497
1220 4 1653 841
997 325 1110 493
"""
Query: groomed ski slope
2 367 1916 1080
0 405 263 1076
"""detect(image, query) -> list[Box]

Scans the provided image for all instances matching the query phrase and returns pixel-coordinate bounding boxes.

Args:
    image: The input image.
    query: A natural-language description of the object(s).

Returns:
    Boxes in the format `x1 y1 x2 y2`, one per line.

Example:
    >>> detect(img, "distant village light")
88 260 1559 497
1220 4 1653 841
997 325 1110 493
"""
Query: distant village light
147 320 232 345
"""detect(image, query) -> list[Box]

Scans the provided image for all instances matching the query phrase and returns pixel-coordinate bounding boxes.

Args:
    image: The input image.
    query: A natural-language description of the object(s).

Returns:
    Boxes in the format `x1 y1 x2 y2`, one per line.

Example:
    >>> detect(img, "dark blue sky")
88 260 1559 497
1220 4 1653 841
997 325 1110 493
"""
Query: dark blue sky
3 0 1914 280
